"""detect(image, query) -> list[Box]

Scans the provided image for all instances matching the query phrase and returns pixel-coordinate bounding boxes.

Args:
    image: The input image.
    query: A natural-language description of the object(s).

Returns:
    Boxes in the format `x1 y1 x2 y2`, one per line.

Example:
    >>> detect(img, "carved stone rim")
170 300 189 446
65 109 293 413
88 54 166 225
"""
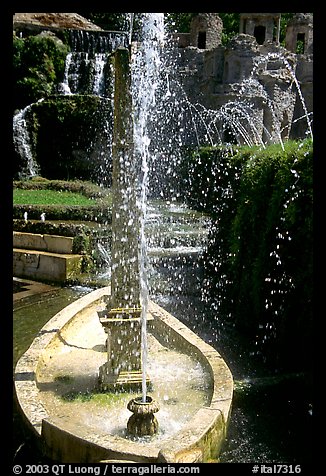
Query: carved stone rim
127 396 160 414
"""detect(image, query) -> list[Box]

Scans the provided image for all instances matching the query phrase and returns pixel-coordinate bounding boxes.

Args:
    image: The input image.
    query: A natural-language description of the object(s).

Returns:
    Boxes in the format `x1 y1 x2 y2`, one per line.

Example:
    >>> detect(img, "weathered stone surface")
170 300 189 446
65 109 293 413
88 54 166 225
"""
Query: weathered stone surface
14 231 74 254
239 13 281 45
110 48 140 310
176 13 313 143
127 397 160 437
285 13 313 54
13 13 102 31
13 248 83 283
14 287 233 463
189 13 223 50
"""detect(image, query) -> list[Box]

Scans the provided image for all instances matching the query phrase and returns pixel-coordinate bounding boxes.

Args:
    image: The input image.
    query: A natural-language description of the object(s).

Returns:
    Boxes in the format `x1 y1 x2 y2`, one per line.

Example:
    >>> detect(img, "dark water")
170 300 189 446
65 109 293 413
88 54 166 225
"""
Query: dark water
153 291 313 464
150 247 313 464
13 285 91 464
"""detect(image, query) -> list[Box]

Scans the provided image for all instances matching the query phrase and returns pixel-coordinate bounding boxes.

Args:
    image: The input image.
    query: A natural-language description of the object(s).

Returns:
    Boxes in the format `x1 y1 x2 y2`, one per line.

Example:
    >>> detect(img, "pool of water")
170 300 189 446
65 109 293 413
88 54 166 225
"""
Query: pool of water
13 285 91 369
13 280 313 465
13 285 92 463
37 327 210 447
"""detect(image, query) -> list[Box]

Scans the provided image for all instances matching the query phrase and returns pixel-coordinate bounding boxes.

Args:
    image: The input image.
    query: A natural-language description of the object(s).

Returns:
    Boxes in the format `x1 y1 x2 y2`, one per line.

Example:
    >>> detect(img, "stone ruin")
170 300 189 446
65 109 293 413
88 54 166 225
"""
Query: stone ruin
174 13 313 144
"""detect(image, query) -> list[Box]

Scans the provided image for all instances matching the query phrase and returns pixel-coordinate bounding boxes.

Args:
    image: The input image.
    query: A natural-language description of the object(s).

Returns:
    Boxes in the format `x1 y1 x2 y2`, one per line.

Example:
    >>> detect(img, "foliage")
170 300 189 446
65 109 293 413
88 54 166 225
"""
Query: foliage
219 13 241 45
13 177 110 198
13 33 69 111
76 12 131 31
13 96 113 183
13 202 111 223
164 13 196 33
279 13 294 45
185 140 313 371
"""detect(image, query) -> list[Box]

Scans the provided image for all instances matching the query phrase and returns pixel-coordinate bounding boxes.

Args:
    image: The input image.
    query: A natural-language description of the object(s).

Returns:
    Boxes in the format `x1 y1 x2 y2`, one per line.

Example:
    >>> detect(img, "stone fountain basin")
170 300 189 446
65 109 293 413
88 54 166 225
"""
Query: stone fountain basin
14 286 233 463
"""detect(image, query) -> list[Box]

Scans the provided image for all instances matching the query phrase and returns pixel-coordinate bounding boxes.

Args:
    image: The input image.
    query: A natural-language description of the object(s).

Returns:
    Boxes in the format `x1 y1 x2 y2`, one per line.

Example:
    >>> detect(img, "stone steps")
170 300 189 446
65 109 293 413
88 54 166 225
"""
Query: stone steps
13 231 84 283
13 231 74 253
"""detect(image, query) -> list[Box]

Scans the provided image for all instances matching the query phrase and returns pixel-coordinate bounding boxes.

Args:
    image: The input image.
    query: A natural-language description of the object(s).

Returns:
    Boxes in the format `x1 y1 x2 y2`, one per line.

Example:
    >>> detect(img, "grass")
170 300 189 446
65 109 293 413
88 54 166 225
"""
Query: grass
13 188 100 206
61 390 129 405
13 179 112 222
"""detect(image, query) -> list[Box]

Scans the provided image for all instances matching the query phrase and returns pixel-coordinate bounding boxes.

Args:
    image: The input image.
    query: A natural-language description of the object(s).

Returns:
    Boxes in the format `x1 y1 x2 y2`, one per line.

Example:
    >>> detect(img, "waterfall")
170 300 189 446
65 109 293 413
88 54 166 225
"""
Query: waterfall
14 29 127 177
68 29 128 54
60 29 128 97
60 51 109 96
13 100 43 178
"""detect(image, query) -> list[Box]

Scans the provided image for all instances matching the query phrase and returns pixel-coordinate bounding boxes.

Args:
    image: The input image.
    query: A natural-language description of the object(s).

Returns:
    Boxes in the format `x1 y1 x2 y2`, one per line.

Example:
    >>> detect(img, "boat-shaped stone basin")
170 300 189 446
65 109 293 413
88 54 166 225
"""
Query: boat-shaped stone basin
14 286 233 463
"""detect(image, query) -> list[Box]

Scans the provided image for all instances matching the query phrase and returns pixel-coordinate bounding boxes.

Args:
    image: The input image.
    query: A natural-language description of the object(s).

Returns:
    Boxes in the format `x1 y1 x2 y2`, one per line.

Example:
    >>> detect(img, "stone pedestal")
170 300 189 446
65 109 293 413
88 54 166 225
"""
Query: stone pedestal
98 307 151 391
98 48 147 392
127 396 160 437
110 47 141 311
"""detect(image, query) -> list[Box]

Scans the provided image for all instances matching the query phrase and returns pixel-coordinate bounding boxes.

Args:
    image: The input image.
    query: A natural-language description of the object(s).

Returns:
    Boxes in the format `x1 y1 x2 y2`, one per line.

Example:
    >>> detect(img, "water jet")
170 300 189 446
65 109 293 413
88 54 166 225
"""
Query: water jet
14 286 233 462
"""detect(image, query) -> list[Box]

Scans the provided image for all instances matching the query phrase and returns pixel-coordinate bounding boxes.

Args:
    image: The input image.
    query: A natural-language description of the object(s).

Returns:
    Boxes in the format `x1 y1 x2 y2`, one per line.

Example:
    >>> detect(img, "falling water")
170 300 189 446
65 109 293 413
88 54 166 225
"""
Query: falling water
248 51 314 148
146 44 313 153
13 100 43 178
128 13 134 45
279 54 313 140
132 13 166 402
60 29 128 97
60 51 110 96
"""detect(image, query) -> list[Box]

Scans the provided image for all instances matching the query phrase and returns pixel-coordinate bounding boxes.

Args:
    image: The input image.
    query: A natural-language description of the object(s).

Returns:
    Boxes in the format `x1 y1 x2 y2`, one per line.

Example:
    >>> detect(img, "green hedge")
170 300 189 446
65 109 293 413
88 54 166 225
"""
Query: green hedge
13 178 112 223
13 178 110 199
13 203 111 223
185 140 313 371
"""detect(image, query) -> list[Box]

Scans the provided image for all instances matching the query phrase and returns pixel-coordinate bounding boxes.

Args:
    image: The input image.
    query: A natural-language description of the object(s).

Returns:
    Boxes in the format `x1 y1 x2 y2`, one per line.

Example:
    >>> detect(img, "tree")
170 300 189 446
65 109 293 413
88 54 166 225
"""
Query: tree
219 13 240 44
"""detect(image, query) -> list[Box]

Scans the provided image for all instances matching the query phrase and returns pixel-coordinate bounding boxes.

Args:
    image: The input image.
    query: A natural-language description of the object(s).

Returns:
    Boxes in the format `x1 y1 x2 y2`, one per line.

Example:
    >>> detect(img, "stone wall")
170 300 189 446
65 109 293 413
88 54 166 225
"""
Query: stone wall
176 32 312 143
285 13 313 54
189 13 223 50
174 13 313 144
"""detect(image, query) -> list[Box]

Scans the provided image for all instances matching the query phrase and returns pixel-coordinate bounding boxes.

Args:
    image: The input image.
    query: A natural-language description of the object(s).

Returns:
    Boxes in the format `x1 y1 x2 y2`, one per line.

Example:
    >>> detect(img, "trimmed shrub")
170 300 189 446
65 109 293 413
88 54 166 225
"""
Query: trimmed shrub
185 140 313 371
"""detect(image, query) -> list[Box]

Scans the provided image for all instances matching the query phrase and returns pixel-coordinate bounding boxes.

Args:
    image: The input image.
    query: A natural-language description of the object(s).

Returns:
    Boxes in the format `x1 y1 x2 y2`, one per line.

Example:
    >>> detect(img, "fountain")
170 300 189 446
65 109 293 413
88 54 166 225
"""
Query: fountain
13 12 313 464
97 46 145 394
14 13 233 463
